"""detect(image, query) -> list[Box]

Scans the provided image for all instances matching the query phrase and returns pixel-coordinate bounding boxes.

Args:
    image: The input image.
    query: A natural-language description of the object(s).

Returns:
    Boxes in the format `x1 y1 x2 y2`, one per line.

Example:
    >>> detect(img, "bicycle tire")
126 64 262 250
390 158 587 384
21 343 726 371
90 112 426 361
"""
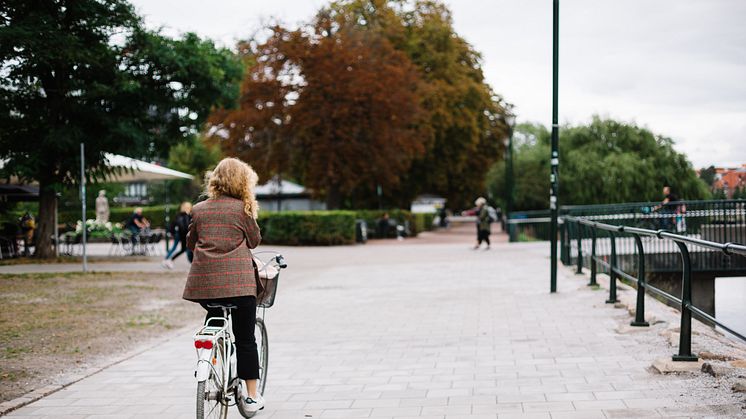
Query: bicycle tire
197 340 228 419
196 379 228 419
256 317 269 395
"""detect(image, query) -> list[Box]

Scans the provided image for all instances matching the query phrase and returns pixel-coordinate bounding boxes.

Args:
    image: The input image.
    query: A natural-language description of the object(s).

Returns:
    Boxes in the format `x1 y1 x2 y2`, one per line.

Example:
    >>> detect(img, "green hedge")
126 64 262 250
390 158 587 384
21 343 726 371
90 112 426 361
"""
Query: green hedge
257 211 356 245
57 205 435 244
412 212 436 235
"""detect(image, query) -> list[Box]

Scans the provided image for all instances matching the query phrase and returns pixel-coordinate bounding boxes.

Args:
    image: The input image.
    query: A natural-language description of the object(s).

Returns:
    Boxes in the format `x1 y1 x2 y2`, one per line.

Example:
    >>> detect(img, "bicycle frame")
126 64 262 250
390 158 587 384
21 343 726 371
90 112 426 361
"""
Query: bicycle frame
194 310 237 396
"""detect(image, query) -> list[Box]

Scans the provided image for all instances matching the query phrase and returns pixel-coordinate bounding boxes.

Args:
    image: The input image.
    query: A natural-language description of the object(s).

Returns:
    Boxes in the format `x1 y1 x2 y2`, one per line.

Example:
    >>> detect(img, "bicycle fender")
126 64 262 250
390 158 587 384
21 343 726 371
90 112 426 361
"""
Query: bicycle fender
195 359 212 381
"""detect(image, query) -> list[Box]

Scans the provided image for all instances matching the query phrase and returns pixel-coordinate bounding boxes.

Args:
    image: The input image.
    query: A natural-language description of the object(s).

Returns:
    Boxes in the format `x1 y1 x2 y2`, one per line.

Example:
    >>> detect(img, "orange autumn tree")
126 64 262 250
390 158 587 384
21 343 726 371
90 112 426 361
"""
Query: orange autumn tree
208 12 425 208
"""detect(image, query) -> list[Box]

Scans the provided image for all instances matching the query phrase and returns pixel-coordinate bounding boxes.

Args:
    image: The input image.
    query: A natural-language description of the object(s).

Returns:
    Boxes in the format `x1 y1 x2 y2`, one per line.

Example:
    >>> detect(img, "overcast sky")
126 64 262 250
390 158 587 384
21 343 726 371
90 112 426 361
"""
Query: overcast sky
130 0 746 168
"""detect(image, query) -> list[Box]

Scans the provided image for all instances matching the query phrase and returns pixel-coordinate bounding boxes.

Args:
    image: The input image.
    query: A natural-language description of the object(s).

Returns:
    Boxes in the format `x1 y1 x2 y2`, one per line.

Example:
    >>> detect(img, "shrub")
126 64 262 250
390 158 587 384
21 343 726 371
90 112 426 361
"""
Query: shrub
257 211 356 245
412 212 436 235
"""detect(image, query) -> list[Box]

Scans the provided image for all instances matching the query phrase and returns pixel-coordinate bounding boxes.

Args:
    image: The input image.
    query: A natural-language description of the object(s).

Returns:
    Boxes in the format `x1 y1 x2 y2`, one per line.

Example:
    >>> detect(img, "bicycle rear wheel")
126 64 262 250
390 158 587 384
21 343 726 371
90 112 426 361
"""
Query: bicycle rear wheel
256 317 268 395
197 343 228 419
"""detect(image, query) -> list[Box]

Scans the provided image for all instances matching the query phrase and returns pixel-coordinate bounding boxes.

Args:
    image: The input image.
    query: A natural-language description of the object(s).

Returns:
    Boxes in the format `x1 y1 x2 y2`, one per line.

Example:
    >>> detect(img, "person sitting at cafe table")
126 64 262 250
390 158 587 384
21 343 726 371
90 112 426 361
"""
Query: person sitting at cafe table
125 207 150 245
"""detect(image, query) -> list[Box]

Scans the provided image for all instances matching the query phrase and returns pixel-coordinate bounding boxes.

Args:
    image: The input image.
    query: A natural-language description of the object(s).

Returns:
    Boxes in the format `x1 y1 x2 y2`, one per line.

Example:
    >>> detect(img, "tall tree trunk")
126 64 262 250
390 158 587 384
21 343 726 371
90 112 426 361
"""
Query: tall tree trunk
326 184 342 210
35 181 57 258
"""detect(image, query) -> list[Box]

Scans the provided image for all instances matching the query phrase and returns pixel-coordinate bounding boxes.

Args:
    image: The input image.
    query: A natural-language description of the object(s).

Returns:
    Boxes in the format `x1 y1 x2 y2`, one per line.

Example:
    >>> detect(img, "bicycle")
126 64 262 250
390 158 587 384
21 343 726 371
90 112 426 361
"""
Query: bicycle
193 252 287 419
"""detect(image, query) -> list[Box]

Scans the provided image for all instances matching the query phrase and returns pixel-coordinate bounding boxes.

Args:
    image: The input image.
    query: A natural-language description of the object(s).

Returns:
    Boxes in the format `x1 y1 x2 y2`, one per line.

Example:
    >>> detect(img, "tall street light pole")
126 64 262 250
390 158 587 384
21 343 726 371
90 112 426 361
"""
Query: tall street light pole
504 113 516 219
550 0 560 293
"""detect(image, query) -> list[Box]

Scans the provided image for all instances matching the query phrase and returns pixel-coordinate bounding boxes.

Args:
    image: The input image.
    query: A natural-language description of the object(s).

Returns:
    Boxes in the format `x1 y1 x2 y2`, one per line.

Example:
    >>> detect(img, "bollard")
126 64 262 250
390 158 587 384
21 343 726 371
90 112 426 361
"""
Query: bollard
606 231 619 304
630 234 649 327
589 225 597 286
672 241 698 361
576 222 584 274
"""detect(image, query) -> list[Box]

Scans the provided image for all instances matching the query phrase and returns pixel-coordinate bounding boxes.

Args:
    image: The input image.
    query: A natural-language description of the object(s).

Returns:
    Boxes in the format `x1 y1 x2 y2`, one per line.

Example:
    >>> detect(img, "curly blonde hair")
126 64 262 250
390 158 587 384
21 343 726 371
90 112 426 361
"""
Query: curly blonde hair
205 158 260 218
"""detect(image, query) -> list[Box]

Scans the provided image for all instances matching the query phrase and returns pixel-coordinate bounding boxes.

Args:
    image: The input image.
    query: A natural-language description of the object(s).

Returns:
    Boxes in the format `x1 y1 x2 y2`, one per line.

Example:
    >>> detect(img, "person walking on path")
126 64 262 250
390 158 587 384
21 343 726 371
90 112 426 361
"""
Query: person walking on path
654 185 685 231
182 158 266 414
473 197 491 250
161 202 193 269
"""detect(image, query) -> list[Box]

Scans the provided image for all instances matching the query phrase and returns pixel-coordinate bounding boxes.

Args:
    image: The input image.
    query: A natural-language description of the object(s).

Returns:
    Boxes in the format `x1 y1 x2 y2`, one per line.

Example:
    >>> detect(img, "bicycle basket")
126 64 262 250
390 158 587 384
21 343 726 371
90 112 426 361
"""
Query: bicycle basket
257 272 279 308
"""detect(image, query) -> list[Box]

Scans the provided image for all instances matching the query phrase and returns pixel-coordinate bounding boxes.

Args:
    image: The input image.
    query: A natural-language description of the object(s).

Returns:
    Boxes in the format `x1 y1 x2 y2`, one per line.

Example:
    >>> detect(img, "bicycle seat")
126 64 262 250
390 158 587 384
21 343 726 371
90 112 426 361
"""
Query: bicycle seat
205 303 238 310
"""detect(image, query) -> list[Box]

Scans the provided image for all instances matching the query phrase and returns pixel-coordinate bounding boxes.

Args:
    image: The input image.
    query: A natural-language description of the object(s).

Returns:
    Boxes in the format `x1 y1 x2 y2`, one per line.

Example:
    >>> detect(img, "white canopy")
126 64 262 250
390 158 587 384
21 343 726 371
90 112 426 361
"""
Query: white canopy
104 153 194 182
255 177 306 196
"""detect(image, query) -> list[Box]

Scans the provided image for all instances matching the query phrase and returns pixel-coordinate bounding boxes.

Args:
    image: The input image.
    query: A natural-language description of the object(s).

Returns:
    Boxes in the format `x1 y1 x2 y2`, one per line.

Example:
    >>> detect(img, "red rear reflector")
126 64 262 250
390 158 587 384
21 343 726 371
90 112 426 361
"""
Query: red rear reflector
194 340 213 349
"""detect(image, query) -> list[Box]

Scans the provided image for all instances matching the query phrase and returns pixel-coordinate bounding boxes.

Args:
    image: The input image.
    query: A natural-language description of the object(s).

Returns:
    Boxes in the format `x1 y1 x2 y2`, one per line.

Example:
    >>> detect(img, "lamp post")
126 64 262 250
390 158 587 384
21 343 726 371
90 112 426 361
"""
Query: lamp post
550 0 560 293
504 113 516 219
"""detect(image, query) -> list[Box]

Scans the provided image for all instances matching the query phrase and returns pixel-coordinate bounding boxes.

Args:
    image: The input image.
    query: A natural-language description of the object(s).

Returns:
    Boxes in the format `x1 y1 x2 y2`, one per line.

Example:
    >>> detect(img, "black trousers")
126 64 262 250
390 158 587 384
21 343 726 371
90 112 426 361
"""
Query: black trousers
199 296 259 380
477 228 491 245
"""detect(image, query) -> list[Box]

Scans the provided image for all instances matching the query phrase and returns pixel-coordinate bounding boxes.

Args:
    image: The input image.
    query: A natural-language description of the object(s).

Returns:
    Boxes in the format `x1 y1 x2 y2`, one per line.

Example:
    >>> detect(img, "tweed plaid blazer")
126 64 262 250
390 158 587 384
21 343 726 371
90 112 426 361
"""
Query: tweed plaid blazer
182 197 261 301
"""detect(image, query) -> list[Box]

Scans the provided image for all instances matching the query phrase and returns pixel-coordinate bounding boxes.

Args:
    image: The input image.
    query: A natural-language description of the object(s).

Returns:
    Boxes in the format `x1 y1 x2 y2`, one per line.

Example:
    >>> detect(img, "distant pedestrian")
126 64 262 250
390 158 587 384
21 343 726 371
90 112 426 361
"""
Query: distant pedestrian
655 186 684 231
438 207 449 228
162 202 193 269
473 197 491 250
19 212 35 256
377 212 390 238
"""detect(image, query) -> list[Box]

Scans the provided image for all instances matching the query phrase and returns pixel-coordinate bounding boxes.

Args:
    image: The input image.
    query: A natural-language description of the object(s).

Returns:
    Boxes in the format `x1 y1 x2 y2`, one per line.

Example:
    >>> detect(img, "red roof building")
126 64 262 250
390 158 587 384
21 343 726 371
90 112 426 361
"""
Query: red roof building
713 164 746 197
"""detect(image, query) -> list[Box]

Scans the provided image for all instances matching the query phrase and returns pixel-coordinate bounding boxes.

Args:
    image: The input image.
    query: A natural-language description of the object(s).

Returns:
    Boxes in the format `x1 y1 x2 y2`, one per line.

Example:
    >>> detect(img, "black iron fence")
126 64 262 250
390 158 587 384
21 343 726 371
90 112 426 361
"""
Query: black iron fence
563 215 746 361
561 200 746 273
509 200 746 257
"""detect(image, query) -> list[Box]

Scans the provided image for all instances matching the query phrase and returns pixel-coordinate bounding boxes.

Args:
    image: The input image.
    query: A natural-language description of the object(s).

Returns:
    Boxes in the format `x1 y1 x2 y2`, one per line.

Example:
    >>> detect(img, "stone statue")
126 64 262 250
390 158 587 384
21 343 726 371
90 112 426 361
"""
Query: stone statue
95 190 110 223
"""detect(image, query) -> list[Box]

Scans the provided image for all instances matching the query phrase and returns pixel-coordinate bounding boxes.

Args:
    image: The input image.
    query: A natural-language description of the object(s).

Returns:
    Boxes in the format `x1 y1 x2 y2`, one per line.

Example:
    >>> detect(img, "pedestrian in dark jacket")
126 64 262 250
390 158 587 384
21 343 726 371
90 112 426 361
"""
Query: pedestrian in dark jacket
182 157 265 413
161 201 193 269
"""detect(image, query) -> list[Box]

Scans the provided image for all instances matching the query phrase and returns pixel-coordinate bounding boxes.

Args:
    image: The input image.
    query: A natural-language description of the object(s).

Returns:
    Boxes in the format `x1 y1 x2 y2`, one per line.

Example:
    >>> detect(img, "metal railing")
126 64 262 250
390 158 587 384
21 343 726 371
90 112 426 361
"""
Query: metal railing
564 215 746 361
506 209 552 242
562 199 746 272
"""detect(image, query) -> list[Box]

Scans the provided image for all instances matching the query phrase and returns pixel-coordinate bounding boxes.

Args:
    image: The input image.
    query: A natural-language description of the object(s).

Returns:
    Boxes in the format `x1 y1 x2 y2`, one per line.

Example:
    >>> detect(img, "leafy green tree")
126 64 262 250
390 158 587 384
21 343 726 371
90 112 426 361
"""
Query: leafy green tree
487 117 710 211
698 165 717 188
154 135 222 203
0 0 242 257
712 188 727 200
486 123 551 211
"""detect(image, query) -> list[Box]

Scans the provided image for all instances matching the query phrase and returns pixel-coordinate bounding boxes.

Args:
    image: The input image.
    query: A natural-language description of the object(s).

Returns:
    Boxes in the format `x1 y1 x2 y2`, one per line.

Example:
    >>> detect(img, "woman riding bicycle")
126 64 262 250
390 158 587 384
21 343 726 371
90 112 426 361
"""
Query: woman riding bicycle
182 157 265 413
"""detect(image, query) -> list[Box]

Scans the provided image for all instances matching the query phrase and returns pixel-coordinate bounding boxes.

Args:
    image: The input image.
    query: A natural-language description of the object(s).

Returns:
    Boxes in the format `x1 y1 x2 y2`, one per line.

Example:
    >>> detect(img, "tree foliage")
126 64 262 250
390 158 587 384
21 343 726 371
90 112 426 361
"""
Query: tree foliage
698 165 716 187
209 10 425 209
0 0 243 256
345 0 509 208
209 0 509 209
487 117 711 211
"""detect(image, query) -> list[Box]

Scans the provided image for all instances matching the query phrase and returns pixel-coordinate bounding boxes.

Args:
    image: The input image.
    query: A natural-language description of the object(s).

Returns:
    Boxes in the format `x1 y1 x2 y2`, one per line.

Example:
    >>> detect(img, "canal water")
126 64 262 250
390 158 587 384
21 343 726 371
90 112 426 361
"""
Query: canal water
715 277 746 340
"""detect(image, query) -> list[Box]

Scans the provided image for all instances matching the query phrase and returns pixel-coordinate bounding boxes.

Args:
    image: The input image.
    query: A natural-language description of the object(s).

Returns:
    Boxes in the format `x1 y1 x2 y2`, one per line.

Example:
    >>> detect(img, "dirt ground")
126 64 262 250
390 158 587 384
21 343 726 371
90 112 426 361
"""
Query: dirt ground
0 271 202 402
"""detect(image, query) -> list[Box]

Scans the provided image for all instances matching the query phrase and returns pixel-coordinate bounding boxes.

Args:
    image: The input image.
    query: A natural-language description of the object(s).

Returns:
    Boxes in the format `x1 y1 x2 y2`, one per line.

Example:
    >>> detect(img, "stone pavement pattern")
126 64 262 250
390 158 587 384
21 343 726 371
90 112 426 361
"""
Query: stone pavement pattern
4 234 746 418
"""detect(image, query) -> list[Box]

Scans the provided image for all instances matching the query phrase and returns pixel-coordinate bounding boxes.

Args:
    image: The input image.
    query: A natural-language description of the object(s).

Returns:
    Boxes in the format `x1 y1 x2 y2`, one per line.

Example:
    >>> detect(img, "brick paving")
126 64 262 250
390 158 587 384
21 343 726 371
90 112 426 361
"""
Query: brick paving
3 226 745 418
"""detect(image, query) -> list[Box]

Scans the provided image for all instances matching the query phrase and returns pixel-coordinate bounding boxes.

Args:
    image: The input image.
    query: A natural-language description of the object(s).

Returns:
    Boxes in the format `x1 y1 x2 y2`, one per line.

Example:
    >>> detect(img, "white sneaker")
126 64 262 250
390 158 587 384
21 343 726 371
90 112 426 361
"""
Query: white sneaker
160 260 170 269
243 394 265 413
167 260 174 269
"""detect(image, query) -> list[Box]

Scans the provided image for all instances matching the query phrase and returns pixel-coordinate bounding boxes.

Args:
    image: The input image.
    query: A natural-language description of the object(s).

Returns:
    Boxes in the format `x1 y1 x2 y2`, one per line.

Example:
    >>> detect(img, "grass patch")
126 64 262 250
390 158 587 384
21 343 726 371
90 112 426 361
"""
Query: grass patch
0 256 152 266
0 270 202 402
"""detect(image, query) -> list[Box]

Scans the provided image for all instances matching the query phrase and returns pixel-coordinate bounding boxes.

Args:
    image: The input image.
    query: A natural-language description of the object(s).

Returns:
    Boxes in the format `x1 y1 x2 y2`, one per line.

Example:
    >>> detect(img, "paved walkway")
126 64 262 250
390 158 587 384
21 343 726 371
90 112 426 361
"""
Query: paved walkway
4 228 746 418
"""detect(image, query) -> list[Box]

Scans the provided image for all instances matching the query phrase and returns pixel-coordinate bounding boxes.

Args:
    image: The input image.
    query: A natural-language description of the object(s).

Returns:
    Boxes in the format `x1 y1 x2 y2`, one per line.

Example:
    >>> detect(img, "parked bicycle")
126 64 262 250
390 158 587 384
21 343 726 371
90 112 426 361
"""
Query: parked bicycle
193 252 286 419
